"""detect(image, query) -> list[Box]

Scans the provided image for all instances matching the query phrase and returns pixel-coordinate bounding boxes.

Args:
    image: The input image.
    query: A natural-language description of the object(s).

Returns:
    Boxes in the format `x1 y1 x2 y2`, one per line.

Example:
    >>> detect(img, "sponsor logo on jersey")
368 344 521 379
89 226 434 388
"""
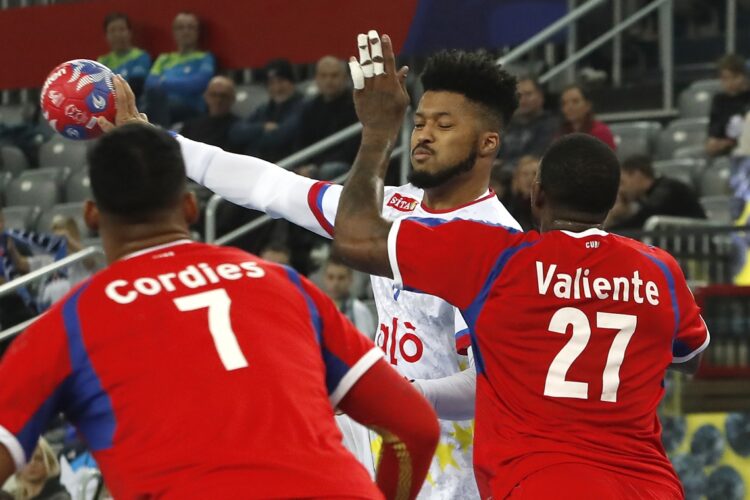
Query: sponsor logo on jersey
387 193 418 212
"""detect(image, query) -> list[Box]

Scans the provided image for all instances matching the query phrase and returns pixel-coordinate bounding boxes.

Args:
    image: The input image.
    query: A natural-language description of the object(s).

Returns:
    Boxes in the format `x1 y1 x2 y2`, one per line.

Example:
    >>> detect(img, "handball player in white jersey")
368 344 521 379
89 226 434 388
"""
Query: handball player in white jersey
102 40 520 499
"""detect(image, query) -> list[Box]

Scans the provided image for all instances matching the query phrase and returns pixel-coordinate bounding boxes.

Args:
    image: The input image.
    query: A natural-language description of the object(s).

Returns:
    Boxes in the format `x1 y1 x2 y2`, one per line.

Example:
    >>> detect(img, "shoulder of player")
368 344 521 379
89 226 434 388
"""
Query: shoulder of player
603 233 682 272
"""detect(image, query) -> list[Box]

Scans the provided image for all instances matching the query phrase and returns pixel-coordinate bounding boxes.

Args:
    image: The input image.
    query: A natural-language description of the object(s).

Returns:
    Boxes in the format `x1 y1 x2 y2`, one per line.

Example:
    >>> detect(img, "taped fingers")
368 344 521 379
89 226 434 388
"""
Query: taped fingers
349 57 365 90
358 33 374 78
368 30 384 75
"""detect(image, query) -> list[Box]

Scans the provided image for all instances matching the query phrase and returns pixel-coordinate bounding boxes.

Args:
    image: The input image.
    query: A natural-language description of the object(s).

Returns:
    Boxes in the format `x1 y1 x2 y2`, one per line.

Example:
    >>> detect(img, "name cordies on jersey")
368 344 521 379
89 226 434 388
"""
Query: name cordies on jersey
536 261 660 305
105 261 266 304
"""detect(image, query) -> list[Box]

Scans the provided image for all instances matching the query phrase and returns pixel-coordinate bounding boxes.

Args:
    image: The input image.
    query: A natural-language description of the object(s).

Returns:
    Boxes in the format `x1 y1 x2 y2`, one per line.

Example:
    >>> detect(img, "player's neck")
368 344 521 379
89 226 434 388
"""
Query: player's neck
421 176 489 212
101 226 192 264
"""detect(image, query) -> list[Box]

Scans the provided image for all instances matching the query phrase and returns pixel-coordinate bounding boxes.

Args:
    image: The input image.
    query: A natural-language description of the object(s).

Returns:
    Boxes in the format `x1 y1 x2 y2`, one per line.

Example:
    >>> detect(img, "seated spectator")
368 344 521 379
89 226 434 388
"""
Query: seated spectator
322 258 376 338
705 54 750 157
97 12 151 98
259 241 291 266
559 84 616 150
498 77 558 169
295 56 359 180
608 154 706 230
12 438 70 500
180 76 240 152
0 212 36 330
143 12 215 127
505 155 539 231
229 59 304 161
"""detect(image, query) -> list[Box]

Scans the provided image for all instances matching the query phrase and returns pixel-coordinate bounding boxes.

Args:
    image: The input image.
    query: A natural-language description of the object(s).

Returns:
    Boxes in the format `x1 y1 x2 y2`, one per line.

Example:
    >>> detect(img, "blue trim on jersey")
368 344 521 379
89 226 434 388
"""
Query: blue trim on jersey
455 328 470 341
642 253 680 338
283 267 349 394
462 241 538 375
316 184 333 228
405 216 521 233
60 283 117 452
17 387 65 460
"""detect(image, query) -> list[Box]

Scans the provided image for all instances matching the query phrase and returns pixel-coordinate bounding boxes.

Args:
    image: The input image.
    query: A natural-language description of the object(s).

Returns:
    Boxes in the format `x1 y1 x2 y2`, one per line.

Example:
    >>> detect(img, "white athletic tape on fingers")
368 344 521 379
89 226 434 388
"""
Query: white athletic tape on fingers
368 30 385 75
358 33 374 78
349 60 365 90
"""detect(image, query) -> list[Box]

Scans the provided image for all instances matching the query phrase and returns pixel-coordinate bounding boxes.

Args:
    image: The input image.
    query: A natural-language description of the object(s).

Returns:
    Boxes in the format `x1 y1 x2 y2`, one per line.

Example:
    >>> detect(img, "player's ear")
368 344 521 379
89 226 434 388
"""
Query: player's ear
182 191 199 225
530 180 544 210
83 200 99 232
479 131 500 157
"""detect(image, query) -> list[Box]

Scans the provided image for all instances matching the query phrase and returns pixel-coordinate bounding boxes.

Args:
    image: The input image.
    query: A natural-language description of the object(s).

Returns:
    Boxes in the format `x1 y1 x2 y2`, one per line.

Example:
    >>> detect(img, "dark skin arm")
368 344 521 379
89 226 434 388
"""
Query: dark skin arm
332 33 410 278
0 445 14 484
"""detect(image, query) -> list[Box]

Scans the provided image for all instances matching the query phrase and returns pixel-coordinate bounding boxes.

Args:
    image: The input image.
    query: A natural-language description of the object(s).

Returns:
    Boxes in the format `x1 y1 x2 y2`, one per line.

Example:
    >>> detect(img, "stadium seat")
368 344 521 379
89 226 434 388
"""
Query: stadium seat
677 82 719 119
232 83 267 119
699 161 732 197
610 121 662 161
1 205 41 230
0 171 12 206
0 145 29 177
39 135 88 169
672 145 708 160
700 195 733 223
36 201 88 236
652 158 706 187
0 104 27 126
656 118 709 160
5 175 60 210
64 168 92 203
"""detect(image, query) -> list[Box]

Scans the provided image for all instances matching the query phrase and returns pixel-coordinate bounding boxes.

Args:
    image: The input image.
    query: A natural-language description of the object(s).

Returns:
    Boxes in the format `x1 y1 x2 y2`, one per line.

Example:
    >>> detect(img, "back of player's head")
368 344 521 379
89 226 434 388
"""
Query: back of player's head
621 154 655 178
539 134 620 216
420 50 518 131
88 124 186 221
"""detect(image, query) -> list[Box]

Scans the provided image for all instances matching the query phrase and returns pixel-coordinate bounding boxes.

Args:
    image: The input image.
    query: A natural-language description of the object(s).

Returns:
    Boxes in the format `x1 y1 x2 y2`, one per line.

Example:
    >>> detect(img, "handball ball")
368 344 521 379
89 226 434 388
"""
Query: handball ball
40 59 116 140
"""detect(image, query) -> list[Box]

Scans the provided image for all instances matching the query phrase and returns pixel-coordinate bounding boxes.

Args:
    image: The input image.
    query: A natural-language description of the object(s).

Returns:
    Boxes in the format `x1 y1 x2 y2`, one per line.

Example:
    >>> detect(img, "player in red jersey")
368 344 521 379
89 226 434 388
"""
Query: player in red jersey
0 124 439 499
334 32 709 499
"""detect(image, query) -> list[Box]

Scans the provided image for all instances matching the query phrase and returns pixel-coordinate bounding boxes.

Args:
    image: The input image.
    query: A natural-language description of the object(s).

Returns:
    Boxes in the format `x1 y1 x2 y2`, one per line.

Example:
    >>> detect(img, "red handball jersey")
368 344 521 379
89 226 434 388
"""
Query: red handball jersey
0 240 384 499
388 221 709 499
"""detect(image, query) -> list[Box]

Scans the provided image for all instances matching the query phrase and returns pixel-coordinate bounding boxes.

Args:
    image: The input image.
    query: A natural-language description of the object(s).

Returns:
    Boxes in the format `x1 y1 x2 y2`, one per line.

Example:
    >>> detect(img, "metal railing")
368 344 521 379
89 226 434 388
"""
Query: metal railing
0 246 104 341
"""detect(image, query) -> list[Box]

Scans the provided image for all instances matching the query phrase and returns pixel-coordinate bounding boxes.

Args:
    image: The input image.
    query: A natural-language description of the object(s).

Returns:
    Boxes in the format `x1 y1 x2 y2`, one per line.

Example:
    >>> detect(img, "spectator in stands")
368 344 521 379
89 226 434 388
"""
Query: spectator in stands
143 12 215 127
97 12 151 98
259 242 292 266
295 56 359 180
608 154 706 230
705 54 750 157
12 438 70 500
497 77 558 169
180 76 239 152
229 59 304 161
505 155 539 231
322 258 376 338
0 212 35 330
558 84 616 150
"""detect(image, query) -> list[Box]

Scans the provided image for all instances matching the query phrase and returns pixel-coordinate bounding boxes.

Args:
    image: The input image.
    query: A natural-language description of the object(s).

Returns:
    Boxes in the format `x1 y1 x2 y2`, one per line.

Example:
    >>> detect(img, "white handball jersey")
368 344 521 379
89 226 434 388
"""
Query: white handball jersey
179 136 521 500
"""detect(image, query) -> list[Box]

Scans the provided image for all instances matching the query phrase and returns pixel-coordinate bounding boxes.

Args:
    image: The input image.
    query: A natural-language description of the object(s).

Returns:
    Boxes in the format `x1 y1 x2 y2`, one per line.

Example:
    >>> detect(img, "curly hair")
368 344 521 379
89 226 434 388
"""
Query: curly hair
420 50 519 131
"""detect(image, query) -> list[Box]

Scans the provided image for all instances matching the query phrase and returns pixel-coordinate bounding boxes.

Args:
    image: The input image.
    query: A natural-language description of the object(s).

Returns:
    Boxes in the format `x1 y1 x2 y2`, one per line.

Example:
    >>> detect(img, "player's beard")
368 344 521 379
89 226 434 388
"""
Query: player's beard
408 146 478 189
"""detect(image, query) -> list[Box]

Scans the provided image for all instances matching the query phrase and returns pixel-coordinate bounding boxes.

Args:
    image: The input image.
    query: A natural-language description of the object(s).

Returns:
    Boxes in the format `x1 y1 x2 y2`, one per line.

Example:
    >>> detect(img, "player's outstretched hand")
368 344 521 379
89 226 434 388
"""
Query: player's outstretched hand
97 75 150 133
349 30 410 135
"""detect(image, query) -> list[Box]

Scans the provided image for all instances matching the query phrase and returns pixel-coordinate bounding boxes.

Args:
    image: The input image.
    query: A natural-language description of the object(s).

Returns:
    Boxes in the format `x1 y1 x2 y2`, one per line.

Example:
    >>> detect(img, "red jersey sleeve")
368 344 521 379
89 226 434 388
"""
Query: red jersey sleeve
288 270 382 407
388 217 531 310
659 251 710 362
0 307 71 470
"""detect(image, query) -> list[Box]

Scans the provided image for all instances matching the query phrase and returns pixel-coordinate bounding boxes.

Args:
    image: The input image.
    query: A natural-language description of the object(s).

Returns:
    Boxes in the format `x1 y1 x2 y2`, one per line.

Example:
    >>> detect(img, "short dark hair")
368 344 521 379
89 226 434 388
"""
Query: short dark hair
539 134 620 216
261 241 291 255
621 154 655 178
264 59 295 83
103 12 131 32
718 54 746 75
518 75 543 93
420 50 518 131
88 124 186 221
562 83 592 102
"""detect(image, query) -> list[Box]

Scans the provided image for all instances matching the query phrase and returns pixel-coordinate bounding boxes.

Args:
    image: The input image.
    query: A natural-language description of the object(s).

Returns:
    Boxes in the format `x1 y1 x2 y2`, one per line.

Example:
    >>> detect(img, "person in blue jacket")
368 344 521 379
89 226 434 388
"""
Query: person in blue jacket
97 12 152 98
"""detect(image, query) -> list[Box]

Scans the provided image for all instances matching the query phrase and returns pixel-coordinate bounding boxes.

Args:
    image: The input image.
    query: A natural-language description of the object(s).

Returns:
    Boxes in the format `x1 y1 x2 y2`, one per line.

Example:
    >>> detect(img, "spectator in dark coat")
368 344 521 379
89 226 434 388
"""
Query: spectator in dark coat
180 76 240 152
705 54 750 157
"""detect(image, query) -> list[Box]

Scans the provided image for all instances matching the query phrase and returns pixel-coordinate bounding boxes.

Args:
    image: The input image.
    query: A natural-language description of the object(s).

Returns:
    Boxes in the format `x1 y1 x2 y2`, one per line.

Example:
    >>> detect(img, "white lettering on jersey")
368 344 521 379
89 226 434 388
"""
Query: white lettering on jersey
535 261 660 305
104 261 266 304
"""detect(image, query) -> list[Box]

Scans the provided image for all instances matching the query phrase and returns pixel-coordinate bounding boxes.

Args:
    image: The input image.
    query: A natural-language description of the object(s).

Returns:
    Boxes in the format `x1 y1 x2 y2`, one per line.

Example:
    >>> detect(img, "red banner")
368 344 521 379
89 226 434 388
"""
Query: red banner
0 0 417 90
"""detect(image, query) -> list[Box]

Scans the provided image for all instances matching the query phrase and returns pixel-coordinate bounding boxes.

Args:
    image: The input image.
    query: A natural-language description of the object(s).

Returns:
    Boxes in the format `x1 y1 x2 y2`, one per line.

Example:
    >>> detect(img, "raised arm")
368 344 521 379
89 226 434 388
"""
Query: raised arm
332 32 410 277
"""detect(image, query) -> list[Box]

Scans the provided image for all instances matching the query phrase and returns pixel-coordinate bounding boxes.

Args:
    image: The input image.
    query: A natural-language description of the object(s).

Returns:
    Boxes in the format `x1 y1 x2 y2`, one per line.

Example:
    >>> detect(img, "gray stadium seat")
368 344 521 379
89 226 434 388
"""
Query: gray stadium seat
0 171 12 206
0 145 28 177
0 104 27 126
232 84 267 119
1 205 41 230
36 201 88 236
656 118 709 160
5 176 60 210
700 195 733 223
64 168 92 203
652 158 706 187
610 121 661 161
699 161 732 197
677 83 719 119
672 145 708 160
39 135 88 169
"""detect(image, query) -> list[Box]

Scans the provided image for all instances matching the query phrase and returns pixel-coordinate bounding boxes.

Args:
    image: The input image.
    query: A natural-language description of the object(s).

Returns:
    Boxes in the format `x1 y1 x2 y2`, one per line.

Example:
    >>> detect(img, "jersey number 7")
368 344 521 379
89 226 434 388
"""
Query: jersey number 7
174 289 249 371
544 307 636 403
